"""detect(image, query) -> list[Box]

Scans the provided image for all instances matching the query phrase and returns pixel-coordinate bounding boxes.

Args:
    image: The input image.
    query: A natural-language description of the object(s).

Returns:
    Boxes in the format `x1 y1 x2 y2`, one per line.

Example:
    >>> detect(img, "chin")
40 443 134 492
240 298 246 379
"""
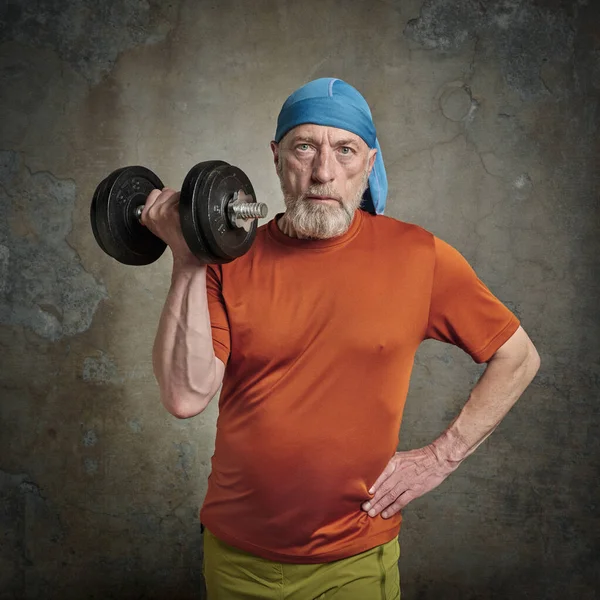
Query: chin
289 202 353 239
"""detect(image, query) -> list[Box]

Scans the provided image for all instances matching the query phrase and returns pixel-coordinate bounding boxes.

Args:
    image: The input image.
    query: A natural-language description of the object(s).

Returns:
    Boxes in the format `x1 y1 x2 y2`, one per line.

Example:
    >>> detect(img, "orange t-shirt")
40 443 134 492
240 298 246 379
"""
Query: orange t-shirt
199 210 520 563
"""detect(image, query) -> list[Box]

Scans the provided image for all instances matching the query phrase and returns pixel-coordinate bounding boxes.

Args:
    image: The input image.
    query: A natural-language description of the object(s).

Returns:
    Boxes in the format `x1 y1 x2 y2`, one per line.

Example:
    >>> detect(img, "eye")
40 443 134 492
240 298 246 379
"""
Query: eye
297 143 311 151
339 146 353 155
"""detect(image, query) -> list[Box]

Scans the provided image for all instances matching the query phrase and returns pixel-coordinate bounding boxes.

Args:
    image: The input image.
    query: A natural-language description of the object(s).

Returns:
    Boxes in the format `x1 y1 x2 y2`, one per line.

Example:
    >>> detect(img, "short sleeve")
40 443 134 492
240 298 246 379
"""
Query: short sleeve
206 264 231 365
425 237 520 363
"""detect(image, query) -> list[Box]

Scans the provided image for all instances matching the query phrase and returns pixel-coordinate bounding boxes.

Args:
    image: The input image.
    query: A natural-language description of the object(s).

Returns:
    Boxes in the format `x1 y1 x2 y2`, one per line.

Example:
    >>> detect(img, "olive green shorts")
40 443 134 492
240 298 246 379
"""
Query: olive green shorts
202 528 400 599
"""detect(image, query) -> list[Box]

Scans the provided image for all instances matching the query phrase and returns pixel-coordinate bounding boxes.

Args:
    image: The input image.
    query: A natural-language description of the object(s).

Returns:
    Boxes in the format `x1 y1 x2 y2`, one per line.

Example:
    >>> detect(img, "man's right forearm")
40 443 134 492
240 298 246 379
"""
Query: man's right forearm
152 260 224 418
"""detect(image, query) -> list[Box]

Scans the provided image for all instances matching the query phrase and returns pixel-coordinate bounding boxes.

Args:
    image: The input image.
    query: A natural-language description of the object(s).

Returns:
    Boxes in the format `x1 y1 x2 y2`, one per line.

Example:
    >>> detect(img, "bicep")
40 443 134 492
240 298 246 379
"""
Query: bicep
206 264 231 365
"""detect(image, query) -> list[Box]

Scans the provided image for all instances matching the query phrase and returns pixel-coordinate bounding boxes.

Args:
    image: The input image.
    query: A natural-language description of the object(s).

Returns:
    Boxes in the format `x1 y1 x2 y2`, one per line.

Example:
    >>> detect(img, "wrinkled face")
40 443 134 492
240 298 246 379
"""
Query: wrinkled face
271 124 377 239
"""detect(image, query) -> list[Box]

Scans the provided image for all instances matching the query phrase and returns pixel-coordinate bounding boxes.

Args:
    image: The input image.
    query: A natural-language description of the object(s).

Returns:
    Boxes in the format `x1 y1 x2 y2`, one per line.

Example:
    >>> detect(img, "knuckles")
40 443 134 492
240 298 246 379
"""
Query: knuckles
144 191 180 224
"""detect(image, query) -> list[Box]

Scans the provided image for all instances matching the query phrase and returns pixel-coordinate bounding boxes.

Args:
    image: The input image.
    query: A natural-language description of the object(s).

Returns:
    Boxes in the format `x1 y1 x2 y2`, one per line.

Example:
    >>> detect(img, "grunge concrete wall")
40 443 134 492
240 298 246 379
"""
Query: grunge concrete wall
0 0 598 598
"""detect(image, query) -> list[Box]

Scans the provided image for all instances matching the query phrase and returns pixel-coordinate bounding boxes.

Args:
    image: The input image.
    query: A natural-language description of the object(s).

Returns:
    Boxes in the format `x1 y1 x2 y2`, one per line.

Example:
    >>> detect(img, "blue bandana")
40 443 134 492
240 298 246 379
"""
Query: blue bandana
274 78 387 215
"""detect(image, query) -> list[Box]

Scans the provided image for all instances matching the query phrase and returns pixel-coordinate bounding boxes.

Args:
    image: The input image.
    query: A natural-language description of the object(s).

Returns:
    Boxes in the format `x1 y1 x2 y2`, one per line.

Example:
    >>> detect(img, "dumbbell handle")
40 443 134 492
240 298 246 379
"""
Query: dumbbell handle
135 202 269 226
229 202 268 220
133 201 267 221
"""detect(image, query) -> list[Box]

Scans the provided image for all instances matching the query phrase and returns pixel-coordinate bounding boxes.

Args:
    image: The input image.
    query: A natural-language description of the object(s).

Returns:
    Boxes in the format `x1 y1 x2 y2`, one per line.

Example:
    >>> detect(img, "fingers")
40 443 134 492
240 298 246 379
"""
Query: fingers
363 484 417 518
361 447 454 520
380 491 417 518
361 456 397 516
140 187 179 226
362 447 451 519
139 187 193 259
363 481 404 516
368 459 396 495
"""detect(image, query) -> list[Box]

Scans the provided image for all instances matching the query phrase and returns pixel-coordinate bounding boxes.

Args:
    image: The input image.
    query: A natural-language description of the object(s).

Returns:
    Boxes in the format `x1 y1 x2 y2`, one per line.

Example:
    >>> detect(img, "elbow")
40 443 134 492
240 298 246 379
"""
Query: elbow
526 339 541 381
153 356 224 420
162 388 212 419
169 407 197 420
158 374 221 419
496 327 541 383
169 405 206 420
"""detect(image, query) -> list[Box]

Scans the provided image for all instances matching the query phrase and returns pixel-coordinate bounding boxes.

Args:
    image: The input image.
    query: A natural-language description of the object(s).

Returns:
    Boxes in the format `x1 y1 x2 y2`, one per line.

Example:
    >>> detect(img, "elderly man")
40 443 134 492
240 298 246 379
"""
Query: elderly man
143 79 540 599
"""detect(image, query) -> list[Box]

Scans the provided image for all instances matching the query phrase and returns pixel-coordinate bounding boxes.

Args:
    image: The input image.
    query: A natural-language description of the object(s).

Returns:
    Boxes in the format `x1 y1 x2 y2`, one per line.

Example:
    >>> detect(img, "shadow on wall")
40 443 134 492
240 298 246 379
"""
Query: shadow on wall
402 575 597 600
0 391 209 600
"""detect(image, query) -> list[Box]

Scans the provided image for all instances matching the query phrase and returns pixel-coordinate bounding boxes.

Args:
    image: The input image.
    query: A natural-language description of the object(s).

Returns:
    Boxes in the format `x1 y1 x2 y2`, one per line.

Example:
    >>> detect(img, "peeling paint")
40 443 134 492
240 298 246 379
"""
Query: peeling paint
83 458 98 475
82 353 119 384
128 418 142 433
0 151 107 341
82 429 98 447
405 0 576 97
513 173 533 200
0 0 173 84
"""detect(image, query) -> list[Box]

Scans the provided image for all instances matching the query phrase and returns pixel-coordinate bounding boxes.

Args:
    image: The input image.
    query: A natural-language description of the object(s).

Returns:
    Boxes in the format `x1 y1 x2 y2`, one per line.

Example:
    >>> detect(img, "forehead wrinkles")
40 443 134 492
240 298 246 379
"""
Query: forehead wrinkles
283 125 366 150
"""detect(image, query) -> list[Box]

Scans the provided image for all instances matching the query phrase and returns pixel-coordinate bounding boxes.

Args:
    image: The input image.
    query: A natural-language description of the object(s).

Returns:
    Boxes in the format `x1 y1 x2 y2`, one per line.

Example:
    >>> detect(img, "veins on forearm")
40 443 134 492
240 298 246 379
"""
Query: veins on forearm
433 349 538 464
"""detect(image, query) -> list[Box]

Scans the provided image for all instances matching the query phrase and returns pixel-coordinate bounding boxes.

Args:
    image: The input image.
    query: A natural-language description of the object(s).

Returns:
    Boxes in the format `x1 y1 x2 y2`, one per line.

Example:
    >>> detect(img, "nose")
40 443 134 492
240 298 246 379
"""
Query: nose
311 147 335 184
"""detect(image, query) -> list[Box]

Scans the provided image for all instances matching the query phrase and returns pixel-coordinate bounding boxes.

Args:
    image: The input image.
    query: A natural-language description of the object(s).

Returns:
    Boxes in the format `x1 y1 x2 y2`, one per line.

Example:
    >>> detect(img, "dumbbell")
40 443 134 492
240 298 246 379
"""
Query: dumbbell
90 160 268 265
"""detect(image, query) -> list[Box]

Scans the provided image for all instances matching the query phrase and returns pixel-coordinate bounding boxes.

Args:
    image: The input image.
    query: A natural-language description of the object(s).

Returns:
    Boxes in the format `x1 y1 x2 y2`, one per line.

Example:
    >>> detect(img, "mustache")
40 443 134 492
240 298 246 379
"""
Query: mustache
300 186 342 202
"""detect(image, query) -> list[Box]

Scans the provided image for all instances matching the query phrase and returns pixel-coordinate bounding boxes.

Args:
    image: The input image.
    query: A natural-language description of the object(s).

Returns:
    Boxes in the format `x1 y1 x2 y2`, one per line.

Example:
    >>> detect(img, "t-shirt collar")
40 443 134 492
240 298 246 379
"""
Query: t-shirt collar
267 209 363 250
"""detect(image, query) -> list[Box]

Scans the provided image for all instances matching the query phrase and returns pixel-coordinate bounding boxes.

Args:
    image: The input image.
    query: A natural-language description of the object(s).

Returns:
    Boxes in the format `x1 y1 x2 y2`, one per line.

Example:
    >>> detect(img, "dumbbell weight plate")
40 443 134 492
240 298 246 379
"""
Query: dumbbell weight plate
198 163 258 263
91 174 112 257
91 166 167 265
91 169 135 259
179 160 233 264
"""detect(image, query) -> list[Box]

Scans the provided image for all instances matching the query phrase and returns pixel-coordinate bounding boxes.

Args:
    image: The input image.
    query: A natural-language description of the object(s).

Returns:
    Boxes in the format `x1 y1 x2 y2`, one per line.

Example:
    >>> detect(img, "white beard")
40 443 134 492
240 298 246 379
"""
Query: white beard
277 164 370 239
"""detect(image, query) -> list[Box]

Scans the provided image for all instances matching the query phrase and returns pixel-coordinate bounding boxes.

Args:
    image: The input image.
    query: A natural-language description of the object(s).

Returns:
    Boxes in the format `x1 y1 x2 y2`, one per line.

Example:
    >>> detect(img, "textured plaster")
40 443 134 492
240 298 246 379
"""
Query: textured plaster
0 0 173 84
0 0 598 598
405 0 576 98
0 151 107 341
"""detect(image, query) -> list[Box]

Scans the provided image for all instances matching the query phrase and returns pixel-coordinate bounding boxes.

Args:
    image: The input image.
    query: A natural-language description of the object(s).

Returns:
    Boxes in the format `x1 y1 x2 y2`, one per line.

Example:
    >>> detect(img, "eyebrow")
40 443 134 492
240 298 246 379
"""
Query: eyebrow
289 135 360 148
335 139 360 148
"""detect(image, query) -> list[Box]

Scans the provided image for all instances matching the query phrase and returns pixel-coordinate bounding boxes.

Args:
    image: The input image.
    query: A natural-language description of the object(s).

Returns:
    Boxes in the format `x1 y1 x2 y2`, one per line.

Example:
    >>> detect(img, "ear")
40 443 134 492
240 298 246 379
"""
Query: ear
270 141 279 167
367 147 377 175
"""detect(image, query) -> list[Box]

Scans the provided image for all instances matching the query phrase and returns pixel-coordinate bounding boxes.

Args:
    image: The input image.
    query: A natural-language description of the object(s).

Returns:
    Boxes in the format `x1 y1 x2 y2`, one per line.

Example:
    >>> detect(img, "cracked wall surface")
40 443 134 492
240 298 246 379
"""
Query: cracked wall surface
0 151 107 341
0 0 174 84
0 0 598 598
